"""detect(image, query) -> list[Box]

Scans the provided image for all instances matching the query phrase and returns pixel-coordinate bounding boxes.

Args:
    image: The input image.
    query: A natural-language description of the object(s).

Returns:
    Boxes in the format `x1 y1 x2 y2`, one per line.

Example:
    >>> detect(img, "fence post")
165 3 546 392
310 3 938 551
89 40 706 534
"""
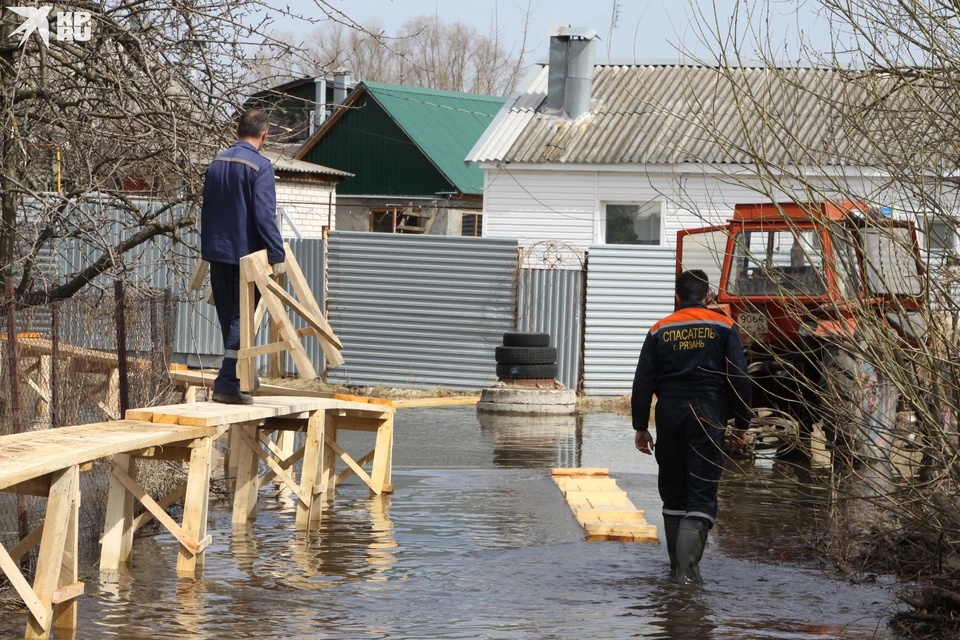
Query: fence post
114 280 129 416
50 300 59 428
5 277 30 569
162 287 174 387
150 294 161 397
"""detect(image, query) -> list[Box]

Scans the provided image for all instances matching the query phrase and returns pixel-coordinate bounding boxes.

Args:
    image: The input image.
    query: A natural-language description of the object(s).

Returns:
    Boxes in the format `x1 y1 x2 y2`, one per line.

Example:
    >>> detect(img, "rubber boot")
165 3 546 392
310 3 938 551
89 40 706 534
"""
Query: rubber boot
664 515 682 574
674 518 709 584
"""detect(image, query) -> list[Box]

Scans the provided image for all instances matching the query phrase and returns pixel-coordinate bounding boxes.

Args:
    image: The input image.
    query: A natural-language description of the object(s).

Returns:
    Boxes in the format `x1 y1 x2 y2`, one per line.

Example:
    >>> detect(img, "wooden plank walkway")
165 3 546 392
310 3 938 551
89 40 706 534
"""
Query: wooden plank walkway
552 468 659 543
169 369 480 409
0 395 395 639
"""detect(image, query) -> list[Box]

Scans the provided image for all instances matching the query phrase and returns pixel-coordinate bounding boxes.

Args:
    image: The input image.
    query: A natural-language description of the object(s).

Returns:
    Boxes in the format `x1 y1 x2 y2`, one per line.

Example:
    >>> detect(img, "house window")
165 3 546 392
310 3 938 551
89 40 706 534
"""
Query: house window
923 218 956 255
461 213 482 237
604 202 661 245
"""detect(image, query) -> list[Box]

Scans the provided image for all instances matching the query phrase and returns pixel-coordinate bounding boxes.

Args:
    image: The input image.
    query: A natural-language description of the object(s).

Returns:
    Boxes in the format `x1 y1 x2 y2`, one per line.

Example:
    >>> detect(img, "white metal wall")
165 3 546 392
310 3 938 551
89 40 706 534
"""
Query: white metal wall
481 164 886 253
583 245 676 396
327 231 518 390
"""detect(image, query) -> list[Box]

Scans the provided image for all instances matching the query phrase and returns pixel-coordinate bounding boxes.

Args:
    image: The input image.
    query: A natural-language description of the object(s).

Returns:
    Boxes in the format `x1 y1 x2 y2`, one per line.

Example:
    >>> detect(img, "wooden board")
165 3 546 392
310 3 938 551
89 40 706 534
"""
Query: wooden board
0 421 217 491
553 468 658 543
126 396 394 428
168 370 337 399
15 337 151 372
391 396 481 408
167 370 476 411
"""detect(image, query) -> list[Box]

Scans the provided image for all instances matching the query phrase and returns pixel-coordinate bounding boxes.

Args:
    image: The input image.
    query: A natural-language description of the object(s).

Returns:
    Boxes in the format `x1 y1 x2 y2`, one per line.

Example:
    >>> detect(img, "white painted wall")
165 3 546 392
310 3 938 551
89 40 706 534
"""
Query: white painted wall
481 163 891 266
275 179 337 238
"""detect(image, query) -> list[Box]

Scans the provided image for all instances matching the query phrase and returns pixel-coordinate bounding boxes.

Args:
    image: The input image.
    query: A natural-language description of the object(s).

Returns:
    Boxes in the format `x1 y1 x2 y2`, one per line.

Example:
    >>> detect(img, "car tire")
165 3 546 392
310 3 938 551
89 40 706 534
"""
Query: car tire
502 332 550 348
495 346 557 365
496 362 559 380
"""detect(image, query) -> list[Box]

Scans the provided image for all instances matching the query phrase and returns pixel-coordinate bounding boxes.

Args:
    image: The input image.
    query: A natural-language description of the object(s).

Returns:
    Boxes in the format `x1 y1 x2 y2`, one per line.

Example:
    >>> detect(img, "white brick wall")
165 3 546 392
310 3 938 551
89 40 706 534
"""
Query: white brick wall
275 180 337 239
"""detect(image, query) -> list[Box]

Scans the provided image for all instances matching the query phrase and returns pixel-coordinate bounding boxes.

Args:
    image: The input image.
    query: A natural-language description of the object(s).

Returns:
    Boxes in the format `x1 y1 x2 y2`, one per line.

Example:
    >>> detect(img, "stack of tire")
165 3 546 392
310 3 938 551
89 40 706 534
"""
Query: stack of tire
495 332 558 382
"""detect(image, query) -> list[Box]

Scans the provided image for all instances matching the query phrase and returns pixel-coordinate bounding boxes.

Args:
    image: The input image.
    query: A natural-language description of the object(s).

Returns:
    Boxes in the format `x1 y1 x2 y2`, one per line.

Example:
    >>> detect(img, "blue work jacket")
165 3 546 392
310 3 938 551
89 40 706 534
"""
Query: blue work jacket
200 140 285 265
631 300 752 431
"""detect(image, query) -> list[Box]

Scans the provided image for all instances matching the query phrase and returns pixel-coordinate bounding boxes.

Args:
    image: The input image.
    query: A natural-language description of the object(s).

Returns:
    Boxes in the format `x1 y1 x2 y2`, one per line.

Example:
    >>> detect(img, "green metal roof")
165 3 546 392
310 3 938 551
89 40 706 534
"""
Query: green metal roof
360 82 505 195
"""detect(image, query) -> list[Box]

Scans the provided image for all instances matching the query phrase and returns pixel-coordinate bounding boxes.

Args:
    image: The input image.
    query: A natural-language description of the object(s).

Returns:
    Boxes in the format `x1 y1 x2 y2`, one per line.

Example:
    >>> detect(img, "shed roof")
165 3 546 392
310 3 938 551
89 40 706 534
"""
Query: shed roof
298 82 505 194
261 151 353 178
467 64 897 167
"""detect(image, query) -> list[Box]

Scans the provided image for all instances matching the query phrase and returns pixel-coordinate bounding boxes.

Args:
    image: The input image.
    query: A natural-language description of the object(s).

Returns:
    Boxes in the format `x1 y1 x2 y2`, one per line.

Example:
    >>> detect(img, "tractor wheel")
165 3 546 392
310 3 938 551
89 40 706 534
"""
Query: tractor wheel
746 408 802 457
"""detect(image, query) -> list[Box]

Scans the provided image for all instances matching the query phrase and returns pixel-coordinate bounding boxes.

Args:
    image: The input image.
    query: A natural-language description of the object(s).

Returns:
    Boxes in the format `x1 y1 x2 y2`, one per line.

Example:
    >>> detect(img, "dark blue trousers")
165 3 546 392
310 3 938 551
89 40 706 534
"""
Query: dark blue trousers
654 395 727 526
209 261 243 395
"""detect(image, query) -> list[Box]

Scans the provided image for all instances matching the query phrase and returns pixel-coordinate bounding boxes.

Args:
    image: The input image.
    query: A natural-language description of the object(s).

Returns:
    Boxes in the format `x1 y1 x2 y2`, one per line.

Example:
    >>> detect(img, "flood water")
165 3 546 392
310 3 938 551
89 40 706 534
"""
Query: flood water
2 408 902 639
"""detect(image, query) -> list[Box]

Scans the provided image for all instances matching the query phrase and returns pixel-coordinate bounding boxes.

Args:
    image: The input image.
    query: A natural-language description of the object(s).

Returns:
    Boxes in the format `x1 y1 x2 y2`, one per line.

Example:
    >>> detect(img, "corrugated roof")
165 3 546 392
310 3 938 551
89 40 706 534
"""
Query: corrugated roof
361 82 506 194
262 151 353 178
297 82 505 195
467 64 890 166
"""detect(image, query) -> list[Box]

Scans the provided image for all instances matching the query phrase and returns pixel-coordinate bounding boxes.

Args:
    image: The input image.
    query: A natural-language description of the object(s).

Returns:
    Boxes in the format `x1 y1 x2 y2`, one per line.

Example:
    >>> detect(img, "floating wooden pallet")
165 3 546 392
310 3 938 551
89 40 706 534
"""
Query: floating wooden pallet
552 468 659 542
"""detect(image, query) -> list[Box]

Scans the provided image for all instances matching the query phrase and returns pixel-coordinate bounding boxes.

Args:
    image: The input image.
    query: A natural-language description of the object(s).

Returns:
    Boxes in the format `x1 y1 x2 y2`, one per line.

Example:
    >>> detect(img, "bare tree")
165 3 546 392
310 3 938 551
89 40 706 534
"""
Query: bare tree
259 10 532 96
0 0 362 304
638 0 960 632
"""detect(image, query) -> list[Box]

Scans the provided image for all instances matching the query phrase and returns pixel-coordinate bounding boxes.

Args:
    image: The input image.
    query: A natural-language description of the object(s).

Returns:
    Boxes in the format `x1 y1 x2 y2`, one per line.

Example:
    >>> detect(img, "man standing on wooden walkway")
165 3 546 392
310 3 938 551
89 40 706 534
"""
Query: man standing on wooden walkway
631 270 752 583
200 109 286 404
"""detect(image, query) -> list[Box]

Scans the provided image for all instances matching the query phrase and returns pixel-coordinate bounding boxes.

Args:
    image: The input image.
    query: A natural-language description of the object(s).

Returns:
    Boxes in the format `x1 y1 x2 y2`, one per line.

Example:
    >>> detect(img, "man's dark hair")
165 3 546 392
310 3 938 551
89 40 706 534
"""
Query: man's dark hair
237 109 269 139
676 269 710 302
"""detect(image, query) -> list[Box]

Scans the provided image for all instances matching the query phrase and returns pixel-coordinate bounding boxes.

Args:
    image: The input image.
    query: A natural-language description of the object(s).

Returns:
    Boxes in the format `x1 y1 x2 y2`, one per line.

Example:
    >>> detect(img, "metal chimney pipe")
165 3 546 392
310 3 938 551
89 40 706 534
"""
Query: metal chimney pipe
311 77 327 136
544 25 597 119
564 37 596 119
546 26 568 112
333 69 351 105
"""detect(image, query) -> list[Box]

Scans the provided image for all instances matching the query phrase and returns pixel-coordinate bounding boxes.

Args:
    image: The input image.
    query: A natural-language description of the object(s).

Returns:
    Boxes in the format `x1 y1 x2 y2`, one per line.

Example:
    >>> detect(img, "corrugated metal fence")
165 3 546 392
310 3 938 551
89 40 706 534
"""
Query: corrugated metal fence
517 269 583 390
327 232 518 389
583 246 676 396
49 222 681 395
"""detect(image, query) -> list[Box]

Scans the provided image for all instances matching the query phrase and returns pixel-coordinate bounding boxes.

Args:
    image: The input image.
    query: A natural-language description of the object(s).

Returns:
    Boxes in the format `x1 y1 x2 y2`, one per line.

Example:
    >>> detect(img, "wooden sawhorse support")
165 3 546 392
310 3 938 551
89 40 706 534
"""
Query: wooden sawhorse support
320 409 395 500
0 466 82 639
229 407 395 530
100 436 216 578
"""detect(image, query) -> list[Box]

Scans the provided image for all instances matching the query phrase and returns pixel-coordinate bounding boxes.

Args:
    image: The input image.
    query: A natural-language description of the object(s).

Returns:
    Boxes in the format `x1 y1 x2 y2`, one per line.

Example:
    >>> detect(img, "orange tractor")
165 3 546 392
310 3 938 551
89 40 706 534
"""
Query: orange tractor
678 201 927 454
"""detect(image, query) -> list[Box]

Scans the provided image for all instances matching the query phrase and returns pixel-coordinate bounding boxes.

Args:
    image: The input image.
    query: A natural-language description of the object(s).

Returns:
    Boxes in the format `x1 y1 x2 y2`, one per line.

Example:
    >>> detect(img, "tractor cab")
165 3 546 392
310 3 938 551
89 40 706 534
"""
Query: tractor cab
678 202 925 350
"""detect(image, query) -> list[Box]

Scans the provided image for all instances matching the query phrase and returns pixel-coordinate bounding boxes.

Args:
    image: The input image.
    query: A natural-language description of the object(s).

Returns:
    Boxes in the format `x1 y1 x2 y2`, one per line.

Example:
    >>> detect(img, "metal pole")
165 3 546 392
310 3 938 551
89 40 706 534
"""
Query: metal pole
5 277 23 434
50 300 59 428
161 287 173 388
114 280 129 415
5 277 30 568
150 295 161 397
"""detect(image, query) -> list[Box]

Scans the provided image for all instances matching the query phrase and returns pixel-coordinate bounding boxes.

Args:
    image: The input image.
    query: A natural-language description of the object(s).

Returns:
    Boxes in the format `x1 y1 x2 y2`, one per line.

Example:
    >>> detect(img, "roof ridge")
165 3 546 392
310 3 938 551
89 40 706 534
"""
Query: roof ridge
362 80 506 103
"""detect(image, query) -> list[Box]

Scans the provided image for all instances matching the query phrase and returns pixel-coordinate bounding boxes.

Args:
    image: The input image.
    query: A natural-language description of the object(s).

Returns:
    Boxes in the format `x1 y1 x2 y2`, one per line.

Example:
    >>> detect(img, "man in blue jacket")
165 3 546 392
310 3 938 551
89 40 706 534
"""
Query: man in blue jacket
201 109 286 404
632 269 751 583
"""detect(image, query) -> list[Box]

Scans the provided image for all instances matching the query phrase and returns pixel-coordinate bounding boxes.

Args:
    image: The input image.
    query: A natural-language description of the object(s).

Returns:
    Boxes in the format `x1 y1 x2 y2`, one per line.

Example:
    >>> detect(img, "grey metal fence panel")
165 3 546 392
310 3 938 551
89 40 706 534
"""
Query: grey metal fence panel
280 238 325 375
327 231 518 390
583 245 676 396
517 268 583 390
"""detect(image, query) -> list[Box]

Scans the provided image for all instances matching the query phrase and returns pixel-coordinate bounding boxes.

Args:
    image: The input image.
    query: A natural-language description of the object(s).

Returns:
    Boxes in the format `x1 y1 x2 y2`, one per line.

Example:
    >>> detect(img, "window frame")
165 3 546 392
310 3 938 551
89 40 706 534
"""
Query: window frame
599 201 664 246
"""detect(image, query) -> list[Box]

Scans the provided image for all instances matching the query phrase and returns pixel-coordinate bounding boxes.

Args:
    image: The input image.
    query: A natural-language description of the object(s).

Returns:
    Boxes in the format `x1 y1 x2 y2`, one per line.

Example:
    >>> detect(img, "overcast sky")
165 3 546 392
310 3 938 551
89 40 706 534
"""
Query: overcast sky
269 0 833 73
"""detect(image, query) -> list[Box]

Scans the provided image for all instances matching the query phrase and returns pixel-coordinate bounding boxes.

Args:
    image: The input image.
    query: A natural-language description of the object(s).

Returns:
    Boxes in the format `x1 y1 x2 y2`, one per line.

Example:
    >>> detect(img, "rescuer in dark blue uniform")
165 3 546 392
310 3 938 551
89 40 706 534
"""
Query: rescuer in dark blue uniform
201 109 286 404
632 269 752 583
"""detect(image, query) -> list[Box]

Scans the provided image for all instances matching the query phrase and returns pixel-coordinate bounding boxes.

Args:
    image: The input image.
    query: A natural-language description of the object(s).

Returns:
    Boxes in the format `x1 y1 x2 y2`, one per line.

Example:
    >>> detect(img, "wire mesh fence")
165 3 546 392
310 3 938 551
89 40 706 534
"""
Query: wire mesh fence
0 283 187 578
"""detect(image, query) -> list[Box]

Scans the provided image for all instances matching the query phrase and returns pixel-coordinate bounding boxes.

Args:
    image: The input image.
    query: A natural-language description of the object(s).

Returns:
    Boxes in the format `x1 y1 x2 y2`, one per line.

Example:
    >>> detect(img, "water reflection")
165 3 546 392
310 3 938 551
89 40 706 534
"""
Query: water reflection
477 410 583 468
0 407 901 639
283 493 398 590
631 581 718 640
